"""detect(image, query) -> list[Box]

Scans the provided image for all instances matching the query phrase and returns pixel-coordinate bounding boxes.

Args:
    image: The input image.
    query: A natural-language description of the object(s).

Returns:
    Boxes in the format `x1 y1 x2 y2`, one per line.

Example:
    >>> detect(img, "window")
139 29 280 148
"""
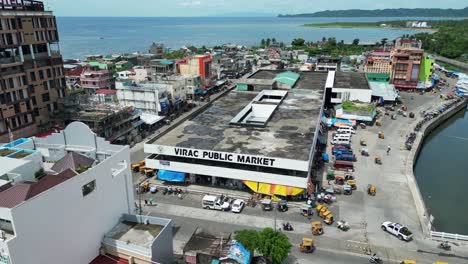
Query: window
47 69 52 78
31 96 36 106
41 93 50 102
8 78 14 89
39 70 44 80
82 180 96 197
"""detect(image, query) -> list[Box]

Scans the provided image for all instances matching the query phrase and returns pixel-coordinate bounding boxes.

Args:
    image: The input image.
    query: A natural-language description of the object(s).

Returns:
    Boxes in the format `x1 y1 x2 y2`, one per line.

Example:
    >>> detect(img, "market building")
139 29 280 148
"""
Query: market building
144 70 327 196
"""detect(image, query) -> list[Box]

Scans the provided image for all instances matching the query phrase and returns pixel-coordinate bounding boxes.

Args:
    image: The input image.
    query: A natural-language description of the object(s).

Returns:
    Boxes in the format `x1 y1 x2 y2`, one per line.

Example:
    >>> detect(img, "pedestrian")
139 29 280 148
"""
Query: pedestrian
178 193 182 200
386 145 391 155
149 198 154 205
144 199 148 206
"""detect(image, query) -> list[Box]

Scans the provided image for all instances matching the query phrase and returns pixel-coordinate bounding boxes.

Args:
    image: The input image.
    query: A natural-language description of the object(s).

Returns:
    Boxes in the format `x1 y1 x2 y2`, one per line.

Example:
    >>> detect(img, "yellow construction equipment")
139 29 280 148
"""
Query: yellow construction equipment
131 160 145 172
316 204 325 213
347 179 357 190
311 221 323 235
299 238 315 253
319 207 328 218
139 165 147 174
323 211 334 225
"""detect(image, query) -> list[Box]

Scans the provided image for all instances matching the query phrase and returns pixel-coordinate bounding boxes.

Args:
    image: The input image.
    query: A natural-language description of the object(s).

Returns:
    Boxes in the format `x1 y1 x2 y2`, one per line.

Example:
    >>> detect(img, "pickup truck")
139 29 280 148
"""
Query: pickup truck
381 221 413 241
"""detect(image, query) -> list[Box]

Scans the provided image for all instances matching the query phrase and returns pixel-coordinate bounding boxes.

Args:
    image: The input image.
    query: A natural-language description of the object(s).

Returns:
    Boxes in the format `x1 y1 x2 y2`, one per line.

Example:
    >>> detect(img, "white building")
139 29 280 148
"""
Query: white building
116 80 168 115
326 71 372 104
144 70 328 196
0 122 139 264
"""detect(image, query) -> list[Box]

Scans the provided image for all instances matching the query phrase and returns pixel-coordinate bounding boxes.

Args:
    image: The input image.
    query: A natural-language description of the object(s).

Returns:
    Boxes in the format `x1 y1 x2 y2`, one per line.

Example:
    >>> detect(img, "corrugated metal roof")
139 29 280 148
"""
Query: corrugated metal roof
274 71 300 86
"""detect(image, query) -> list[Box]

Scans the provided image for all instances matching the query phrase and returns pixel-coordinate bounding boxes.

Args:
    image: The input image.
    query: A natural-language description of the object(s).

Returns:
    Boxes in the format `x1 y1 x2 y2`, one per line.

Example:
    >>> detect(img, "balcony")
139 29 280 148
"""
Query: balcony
0 56 21 65
1 0 45 11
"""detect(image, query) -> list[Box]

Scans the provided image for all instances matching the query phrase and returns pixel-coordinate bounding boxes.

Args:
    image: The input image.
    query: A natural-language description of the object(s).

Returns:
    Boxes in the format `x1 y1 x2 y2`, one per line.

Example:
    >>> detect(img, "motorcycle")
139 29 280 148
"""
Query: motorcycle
369 254 382 264
162 188 168 195
438 241 451 250
282 222 293 231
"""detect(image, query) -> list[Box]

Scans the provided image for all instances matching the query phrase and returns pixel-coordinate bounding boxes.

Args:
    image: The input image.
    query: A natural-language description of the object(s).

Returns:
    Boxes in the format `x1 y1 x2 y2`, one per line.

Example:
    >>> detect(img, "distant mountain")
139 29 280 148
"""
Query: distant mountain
210 12 275 17
279 7 468 18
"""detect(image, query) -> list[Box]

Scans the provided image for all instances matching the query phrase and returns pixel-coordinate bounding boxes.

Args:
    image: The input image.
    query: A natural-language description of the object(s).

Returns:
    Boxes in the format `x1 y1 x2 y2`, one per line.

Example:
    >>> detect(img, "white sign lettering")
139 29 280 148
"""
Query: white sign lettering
174 147 276 166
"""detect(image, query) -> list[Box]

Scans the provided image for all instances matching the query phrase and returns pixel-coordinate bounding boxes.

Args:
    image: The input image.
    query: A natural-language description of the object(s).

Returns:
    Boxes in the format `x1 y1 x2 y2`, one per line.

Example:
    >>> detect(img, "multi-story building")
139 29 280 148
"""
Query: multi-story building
364 51 392 74
316 56 340 72
116 74 199 115
80 68 113 91
177 55 212 88
0 0 66 141
390 38 424 89
64 66 84 90
65 105 142 144
0 122 173 264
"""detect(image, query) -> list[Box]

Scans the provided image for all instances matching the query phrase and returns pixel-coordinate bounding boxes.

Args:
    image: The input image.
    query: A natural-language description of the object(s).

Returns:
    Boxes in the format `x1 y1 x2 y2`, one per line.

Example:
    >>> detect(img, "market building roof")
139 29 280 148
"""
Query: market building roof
147 70 326 161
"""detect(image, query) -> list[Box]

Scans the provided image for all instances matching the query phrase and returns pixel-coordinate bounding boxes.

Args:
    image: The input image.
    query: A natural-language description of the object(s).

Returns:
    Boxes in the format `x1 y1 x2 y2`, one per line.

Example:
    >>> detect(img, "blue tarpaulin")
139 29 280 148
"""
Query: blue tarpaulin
157 170 185 182
221 242 251 264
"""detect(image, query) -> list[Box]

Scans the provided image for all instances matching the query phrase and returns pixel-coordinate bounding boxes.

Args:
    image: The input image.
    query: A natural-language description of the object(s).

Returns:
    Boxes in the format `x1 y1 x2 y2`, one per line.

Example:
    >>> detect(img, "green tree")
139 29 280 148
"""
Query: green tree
380 37 388 46
272 38 276 43
261 39 266 47
352 38 360 45
234 230 259 252
257 228 291 264
291 38 305 46
322 37 326 42
266 38 271 47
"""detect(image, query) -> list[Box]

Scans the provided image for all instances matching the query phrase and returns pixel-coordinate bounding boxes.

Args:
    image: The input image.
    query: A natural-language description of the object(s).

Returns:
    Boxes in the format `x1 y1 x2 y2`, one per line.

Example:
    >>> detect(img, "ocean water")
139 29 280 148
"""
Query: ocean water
56 16 433 59
414 107 468 234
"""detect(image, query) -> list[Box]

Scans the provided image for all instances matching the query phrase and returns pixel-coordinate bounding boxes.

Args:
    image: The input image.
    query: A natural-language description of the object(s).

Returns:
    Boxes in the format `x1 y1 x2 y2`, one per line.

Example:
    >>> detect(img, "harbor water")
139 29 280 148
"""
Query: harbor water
56 16 435 59
414 107 468 234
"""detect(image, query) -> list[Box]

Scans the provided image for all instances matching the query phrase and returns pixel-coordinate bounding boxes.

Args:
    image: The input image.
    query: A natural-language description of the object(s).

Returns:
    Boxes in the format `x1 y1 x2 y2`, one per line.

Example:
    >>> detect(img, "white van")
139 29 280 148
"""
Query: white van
333 133 352 140
337 127 356 134
202 195 231 211
332 137 351 145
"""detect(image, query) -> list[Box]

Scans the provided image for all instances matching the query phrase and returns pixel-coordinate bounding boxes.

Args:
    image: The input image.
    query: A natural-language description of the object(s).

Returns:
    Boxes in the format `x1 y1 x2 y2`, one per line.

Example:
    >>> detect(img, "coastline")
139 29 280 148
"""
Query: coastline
302 24 437 33
405 98 468 237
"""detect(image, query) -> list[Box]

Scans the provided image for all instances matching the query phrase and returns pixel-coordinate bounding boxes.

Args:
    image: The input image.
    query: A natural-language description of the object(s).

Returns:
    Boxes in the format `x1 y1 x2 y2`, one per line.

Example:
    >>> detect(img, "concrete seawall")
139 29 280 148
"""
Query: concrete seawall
405 98 468 238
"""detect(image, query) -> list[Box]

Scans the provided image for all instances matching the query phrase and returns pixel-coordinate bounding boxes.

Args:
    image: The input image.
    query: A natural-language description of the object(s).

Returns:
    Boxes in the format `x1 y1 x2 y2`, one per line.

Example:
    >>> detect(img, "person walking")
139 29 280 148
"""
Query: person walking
386 145 391 155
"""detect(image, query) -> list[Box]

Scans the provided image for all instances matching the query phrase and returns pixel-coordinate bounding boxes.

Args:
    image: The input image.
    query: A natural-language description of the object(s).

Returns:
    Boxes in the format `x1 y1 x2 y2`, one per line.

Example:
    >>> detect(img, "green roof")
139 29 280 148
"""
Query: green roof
160 59 174 65
366 73 390 78
274 71 300 86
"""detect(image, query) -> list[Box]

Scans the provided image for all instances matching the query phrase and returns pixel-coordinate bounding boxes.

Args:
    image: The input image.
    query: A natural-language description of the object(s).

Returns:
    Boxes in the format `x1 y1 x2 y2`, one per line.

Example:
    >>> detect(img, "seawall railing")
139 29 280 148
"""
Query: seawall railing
431 231 468 241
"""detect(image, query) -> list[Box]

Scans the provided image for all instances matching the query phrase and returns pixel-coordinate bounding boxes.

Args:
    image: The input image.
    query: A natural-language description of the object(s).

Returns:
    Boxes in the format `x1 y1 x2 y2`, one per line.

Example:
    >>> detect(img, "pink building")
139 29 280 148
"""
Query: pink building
80 69 113 91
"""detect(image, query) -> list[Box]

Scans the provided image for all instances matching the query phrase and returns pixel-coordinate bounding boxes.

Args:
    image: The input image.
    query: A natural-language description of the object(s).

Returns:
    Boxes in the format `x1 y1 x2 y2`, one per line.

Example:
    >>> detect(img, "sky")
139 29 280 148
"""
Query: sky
43 0 467 17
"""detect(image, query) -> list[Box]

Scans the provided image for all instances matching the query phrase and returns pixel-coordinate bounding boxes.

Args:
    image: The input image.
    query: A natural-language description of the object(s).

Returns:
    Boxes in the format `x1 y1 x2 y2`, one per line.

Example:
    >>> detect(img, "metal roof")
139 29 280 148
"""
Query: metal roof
274 71 300 87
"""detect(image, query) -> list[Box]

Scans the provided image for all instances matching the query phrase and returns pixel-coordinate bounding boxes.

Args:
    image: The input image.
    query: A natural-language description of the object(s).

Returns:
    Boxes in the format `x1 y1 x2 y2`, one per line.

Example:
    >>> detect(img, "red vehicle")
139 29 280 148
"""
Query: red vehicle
333 160 354 172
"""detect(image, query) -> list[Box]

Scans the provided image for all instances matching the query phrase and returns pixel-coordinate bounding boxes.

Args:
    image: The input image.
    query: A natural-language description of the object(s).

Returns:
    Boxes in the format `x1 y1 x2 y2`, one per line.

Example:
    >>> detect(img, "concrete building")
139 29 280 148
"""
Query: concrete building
0 0 66 141
177 55 212 88
65 105 142 144
316 56 340 72
390 39 424 89
149 42 165 58
116 73 198 115
80 68 114 91
144 70 328 196
64 66 84 90
325 71 372 104
419 55 435 83
0 122 173 264
364 51 392 77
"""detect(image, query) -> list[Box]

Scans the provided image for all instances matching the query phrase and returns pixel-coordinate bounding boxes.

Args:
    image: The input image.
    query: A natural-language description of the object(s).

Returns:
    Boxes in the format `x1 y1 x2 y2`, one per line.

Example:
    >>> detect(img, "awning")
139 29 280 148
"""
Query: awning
243 180 304 196
140 113 164 125
157 170 185 182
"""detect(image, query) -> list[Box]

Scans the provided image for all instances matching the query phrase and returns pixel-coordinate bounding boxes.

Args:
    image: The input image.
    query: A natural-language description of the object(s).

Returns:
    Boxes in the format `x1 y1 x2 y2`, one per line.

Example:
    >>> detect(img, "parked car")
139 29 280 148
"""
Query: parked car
381 221 413 241
202 195 231 211
337 127 356 134
231 199 245 213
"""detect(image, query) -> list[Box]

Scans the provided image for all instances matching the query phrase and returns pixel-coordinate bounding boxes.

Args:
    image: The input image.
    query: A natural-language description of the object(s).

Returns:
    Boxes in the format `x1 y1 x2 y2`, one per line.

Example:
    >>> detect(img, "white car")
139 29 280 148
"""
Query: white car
231 199 245 213
381 221 413 241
